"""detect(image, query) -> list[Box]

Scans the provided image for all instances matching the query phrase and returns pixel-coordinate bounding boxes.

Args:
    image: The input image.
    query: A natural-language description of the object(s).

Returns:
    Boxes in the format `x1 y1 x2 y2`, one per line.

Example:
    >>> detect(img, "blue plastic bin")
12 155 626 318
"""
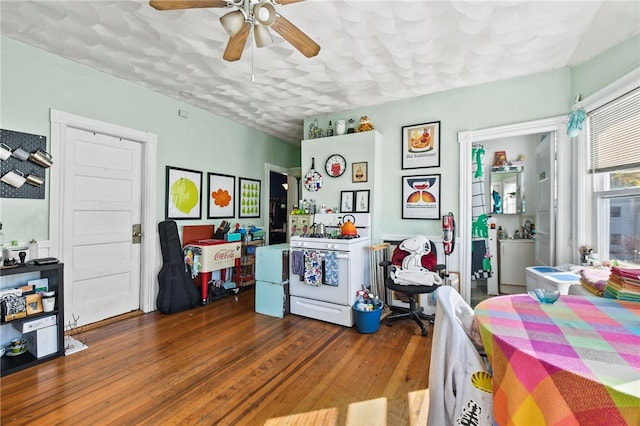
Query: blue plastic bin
353 305 382 334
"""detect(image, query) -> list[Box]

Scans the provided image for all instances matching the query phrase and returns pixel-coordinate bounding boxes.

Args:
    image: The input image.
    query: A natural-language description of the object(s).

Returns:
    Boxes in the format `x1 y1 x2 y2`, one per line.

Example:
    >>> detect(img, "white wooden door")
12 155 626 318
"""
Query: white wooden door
535 132 555 266
63 128 142 327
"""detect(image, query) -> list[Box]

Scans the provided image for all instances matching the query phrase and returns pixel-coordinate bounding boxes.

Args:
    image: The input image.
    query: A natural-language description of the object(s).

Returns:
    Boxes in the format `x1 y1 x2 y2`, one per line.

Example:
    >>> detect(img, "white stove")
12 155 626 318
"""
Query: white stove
289 213 371 249
289 213 371 327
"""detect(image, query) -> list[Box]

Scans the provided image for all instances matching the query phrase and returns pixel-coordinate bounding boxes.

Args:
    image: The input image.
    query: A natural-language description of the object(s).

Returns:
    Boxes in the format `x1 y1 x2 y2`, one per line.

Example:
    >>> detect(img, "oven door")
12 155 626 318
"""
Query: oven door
289 248 351 305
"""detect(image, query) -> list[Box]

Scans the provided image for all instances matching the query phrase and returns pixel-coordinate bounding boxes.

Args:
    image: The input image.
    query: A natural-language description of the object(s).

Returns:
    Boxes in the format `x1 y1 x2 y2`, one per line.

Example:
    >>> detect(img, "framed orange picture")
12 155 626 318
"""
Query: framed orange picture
401 121 440 169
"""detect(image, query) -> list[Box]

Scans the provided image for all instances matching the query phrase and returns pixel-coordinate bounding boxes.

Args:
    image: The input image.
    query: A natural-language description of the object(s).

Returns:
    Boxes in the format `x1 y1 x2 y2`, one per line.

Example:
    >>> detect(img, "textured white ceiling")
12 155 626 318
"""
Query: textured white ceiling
2 1 639 145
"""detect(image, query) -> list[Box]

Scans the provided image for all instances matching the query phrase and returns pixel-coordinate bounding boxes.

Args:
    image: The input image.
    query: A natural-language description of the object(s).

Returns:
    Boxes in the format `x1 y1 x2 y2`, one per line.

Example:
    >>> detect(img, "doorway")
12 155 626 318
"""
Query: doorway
50 109 158 328
264 163 300 245
458 116 571 305
269 171 288 244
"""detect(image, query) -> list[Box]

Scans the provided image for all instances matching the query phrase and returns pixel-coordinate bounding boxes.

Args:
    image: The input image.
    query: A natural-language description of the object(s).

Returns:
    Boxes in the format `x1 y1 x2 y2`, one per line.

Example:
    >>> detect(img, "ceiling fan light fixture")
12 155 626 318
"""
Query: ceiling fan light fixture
253 1 276 27
220 10 245 37
254 24 273 47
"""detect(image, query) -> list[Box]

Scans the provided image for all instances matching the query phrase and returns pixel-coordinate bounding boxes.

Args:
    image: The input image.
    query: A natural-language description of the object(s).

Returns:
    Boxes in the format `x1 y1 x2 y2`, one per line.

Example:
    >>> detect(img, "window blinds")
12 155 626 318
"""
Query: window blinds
588 88 640 173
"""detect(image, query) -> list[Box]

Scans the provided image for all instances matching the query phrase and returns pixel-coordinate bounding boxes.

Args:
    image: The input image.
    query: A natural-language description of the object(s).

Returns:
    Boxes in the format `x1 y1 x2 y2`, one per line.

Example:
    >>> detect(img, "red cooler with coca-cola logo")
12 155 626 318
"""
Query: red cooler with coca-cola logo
190 239 242 304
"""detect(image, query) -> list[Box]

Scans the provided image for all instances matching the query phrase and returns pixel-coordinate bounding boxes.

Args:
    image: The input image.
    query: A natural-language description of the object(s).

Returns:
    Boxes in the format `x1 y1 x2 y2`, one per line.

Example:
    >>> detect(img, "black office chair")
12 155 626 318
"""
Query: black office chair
380 238 445 336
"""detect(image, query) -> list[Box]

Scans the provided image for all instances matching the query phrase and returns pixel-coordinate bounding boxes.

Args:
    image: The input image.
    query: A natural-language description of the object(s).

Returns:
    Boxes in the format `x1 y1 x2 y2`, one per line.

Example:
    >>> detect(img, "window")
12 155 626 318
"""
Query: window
610 206 621 217
587 87 640 266
596 192 640 264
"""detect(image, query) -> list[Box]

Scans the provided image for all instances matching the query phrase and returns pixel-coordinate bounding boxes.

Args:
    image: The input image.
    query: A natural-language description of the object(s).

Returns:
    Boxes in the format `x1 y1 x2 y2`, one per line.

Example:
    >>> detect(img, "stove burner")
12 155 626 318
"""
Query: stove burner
335 234 361 240
299 233 361 240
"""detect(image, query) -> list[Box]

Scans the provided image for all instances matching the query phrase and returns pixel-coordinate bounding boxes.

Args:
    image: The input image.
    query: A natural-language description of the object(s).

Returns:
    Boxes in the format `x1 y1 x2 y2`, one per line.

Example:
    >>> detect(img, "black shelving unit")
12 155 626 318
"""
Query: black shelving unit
1 263 65 376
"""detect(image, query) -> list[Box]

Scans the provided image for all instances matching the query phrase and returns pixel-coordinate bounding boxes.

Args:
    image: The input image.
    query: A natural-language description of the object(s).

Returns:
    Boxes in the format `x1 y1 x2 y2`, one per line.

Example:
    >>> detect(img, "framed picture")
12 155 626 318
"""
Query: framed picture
25 294 43 315
207 173 235 219
239 177 261 218
493 150 508 167
402 174 441 220
340 191 354 213
352 162 368 183
401 121 441 169
165 166 202 220
355 190 370 213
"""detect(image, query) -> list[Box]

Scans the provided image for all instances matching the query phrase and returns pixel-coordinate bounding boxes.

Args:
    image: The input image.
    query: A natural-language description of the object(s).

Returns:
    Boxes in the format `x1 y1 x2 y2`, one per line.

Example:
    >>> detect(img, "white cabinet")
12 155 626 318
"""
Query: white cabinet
498 239 534 294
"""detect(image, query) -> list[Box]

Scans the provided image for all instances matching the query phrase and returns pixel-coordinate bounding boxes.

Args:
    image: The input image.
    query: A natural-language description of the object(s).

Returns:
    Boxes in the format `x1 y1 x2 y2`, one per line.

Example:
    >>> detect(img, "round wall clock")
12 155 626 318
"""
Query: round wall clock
325 154 346 177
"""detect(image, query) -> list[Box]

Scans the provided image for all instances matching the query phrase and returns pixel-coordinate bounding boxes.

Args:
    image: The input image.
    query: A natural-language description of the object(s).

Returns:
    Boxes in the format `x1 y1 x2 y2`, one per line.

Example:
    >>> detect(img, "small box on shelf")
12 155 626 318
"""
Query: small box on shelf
225 232 241 242
12 314 56 333
25 324 58 358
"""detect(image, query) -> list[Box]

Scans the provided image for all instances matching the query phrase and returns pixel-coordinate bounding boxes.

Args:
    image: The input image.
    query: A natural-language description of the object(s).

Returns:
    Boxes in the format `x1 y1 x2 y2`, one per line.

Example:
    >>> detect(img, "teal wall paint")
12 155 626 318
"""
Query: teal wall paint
305 69 570 238
0 36 300 243
570 35 640 100
304 36 639 239
1 35 638 244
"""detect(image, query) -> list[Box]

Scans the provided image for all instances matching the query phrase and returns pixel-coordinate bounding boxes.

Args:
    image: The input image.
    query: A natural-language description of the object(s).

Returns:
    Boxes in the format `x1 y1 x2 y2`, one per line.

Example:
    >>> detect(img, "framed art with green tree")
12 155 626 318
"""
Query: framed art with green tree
239 177 261 218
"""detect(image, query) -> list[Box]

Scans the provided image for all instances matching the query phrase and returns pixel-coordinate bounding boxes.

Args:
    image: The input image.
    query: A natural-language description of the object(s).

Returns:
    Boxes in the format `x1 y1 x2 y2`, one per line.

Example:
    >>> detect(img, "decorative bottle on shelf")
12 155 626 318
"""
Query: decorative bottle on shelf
29 238 38 259
326 121 334 137
347 119 355 133
497 226 506 239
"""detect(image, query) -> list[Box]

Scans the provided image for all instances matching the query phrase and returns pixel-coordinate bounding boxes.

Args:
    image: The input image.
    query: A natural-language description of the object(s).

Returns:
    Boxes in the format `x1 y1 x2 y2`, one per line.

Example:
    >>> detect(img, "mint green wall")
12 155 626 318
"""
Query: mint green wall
2 34 637 244
304 70 570 238
305 36 639 240
0 37 300 243
570 35 640 100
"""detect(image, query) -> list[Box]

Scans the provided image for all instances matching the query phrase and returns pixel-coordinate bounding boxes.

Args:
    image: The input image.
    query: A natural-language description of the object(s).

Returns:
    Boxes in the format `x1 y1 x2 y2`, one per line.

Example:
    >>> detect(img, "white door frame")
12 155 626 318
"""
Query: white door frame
50 109 158 313
458 116 568 304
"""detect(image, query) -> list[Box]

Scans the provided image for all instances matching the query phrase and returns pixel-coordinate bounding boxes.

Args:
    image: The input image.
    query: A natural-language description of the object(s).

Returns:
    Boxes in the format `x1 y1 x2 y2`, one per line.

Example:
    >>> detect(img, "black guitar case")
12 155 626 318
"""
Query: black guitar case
157 220 200 314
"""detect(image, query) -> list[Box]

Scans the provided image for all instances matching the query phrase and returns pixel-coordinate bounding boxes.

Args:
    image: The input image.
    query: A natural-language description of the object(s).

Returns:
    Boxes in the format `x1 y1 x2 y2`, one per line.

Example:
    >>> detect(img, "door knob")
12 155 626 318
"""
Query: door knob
132 224 142 244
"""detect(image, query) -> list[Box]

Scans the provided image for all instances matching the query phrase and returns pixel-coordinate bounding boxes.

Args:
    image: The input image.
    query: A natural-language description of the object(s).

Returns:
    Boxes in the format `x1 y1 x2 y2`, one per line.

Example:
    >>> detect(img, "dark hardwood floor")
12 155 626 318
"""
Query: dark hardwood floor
1 287 433 425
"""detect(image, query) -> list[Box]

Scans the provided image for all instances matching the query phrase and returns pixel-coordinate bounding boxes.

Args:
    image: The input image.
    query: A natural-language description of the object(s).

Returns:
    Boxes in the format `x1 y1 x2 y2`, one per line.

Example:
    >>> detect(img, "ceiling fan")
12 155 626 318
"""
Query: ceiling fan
149 0 321 62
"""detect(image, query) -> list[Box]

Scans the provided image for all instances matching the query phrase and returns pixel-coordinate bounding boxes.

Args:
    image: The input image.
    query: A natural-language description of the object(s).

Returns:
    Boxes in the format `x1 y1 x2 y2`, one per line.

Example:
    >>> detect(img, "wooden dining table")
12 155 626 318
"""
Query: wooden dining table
474 294 640 426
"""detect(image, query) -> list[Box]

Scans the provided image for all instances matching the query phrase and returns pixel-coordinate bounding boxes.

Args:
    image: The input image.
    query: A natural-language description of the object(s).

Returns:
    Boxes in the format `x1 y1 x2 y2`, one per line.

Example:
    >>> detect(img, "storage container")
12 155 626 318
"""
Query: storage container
25 324 58 358
525 266 563 291
12 314 56 333
541 272 580 295
353 305 381 334
255 281 289 318
225 232 241 242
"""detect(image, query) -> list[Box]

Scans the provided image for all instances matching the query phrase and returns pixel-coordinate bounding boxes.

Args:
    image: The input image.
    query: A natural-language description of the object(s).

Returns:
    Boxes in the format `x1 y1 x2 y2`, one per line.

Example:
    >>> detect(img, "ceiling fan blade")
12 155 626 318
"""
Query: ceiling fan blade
271 14 320 58
223 22 251 62
274 0 306 4
149 0 228 10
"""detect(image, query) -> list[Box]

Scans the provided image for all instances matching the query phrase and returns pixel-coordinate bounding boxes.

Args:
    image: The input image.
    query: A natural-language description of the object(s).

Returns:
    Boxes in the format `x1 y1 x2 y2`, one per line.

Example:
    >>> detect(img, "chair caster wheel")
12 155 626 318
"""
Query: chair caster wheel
421 330 428 337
